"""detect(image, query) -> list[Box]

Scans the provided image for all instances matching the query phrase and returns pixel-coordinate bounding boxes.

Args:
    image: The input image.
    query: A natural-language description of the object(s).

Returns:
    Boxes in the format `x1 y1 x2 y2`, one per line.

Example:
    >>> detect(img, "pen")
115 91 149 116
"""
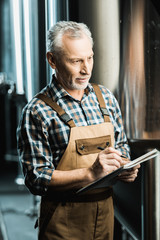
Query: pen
97 146 128 159
97 146 105 150
121 155 128 159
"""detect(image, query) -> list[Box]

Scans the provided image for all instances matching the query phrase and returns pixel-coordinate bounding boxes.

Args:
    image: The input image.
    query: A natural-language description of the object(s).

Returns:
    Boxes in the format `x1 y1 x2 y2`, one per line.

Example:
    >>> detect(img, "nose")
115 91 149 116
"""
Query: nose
80 60 91 75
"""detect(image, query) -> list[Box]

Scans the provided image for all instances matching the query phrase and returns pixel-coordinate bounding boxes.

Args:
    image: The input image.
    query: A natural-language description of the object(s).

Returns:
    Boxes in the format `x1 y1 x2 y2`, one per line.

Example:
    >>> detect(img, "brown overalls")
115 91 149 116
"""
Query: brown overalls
36 84 115 240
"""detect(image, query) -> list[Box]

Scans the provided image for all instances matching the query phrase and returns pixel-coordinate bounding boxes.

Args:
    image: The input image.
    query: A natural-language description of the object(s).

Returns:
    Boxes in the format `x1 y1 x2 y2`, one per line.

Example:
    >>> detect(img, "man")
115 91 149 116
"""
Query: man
17 21 140 240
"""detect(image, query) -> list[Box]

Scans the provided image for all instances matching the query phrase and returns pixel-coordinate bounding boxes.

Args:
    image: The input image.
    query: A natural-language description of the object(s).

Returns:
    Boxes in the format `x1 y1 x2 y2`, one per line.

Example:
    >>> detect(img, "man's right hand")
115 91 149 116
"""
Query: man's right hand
89 147 124 181
49 147 126 191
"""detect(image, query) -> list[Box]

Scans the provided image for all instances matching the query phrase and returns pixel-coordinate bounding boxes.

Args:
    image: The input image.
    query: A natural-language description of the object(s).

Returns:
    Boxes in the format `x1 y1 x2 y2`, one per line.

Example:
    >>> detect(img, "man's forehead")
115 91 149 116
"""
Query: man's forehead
62 33 92 46
62 34 93 56
63 50 94 60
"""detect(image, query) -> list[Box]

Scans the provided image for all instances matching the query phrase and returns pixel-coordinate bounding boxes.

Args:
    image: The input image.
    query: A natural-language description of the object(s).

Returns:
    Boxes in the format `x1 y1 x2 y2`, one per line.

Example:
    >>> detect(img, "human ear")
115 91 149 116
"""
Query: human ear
46 52 56 69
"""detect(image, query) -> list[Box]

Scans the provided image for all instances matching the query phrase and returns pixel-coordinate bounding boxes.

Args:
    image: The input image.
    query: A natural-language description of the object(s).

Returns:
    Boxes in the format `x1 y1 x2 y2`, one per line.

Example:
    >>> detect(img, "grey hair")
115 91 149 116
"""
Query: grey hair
46 21 93 56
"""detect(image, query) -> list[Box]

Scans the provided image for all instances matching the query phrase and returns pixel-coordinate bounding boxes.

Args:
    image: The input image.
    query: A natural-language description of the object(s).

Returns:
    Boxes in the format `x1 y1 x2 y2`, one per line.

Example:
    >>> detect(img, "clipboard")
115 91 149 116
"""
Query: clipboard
76 148 159 195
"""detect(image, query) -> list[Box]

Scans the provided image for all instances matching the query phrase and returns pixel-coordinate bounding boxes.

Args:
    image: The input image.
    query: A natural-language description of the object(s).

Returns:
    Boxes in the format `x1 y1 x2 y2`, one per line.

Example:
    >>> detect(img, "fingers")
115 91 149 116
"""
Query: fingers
103 147 122 156
90 147 124 180
132 164 141 170
98 148 123 168
101 159 121 172
91 146 141 183
121 168 139 176
91 147 140 182
101 147 123 164
118 168 139 182
96 148 123 171
101 147 130 167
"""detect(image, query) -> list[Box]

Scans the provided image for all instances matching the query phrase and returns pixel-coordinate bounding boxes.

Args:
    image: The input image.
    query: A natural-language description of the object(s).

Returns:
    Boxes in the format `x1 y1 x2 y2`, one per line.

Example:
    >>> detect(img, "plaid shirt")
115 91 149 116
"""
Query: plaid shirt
17 75 130 195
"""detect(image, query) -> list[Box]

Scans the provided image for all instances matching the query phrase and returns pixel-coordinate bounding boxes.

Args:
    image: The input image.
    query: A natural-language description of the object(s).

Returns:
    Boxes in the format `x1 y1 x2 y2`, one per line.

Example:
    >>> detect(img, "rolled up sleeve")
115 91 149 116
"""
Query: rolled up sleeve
17 105 54 196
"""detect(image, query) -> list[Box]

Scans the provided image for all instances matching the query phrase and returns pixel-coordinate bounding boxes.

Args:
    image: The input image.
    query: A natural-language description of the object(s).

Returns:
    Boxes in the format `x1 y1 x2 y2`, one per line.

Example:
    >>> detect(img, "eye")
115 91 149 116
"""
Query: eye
88 55 93 60
72 59 82 64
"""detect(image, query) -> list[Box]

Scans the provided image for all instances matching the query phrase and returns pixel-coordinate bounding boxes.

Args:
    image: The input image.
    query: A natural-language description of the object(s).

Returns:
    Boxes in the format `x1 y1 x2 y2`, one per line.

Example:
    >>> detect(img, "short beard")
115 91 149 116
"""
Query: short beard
69 80 89 90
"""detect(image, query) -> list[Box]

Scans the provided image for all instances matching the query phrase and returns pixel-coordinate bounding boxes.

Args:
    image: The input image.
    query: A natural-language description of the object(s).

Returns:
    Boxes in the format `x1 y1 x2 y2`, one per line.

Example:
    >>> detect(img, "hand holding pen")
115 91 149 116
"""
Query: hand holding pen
89 146 126 181
89 146 139 182
97 146 129 165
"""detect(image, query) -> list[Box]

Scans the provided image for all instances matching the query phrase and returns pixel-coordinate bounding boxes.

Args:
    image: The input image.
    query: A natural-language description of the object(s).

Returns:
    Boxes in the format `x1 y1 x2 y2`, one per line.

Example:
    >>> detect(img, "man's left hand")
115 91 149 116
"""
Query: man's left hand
117 164 140 182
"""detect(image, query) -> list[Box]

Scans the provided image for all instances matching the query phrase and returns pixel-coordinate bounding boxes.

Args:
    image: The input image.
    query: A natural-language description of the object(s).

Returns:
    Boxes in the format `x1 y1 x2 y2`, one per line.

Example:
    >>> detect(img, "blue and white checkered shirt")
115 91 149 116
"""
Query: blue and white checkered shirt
17 75 130 195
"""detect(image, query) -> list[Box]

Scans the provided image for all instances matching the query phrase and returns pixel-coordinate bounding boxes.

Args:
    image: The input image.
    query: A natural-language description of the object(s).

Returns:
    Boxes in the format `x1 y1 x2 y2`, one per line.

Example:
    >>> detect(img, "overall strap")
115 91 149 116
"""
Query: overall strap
35 93 76 128
92 84 111 122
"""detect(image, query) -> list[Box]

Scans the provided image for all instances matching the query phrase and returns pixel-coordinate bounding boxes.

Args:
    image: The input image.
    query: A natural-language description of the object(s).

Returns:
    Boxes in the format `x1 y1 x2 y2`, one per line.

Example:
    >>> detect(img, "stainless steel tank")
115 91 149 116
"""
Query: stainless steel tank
75 0 160 239
119 0 160 141
119 1 160 239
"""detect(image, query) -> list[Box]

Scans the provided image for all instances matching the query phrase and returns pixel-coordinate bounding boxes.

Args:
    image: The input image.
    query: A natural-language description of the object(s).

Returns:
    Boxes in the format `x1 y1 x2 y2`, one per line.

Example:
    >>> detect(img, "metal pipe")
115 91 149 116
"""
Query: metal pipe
45 0 58 83
142 152 160 240
22 0 39 101
10 0 24 95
